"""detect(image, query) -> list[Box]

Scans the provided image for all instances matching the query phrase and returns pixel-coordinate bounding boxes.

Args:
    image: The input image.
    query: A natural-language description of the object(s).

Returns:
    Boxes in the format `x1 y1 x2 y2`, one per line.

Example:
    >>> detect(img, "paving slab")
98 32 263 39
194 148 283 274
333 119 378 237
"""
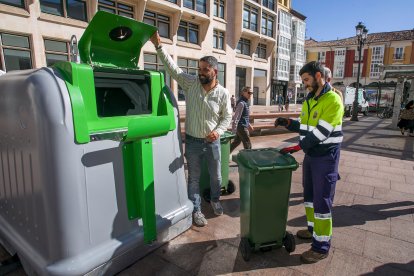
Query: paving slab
373 186 414 203
391 181 414 194
346 174 391 189
363 233 414 273
390 217 414 243
336 181 375 198
333 190 356 206
325 248 377 276
331 227 367 256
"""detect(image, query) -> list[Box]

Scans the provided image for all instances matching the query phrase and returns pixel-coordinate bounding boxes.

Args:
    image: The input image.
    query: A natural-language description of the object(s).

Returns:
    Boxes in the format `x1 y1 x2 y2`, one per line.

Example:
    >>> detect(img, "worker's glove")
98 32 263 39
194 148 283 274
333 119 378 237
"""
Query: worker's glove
274 117 290 127
280 145 302 154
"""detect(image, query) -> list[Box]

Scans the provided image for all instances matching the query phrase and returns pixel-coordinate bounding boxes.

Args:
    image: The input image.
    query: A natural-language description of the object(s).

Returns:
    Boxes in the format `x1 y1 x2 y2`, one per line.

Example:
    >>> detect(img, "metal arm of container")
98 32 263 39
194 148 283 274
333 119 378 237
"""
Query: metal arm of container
70 35 80 64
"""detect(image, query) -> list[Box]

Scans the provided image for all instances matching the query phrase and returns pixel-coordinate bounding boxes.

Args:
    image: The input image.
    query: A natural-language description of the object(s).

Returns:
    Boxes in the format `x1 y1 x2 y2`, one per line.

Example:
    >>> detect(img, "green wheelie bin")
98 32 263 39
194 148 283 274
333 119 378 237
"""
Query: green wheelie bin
200 131 236 202
233 148 299 261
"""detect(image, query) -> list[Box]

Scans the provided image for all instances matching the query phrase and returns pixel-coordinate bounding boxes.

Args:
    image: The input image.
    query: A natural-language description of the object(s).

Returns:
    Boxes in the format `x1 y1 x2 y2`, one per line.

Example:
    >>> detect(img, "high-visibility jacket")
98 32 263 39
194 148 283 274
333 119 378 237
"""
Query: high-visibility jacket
288 83 343 156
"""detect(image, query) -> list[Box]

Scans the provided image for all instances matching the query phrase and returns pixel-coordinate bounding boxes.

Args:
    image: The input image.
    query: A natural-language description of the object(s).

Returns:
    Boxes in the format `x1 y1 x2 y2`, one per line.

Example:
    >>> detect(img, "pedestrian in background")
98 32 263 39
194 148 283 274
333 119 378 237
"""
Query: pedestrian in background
277 94 284 112
231 95 236 112
230 87 254 153
285 96 290 112
324 67 344 103
274 61 343 264
398 100 414 136
149 31 232 227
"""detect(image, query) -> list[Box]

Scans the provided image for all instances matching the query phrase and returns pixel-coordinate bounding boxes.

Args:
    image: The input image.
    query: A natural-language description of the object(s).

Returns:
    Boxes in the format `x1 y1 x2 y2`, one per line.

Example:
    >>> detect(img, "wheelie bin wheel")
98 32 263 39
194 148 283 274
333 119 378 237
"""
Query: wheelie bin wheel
283 231 296 253
227 180 236 194
240 237 251 261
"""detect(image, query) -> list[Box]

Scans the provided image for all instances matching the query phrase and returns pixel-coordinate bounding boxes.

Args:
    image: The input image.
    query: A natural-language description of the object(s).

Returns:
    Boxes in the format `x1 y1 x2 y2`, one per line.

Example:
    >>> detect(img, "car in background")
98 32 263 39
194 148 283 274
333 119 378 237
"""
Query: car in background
296 97 305 104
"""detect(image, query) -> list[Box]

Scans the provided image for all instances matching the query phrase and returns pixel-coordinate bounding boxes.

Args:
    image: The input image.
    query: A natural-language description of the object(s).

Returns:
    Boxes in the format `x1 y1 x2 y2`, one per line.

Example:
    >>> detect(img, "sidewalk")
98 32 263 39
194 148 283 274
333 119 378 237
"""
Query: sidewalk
2 115 413 275
119 115 414 276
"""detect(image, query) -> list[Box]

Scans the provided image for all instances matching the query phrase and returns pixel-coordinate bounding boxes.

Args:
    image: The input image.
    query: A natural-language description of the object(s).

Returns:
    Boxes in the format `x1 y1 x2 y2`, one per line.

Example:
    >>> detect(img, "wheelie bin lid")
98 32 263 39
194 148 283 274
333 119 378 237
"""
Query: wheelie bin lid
235 148 299 172
221 131 235 142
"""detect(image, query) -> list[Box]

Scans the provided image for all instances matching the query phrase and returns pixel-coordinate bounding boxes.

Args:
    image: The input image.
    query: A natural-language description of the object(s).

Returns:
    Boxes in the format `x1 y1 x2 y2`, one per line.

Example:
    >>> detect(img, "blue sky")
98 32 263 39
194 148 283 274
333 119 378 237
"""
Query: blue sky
292 0 414 41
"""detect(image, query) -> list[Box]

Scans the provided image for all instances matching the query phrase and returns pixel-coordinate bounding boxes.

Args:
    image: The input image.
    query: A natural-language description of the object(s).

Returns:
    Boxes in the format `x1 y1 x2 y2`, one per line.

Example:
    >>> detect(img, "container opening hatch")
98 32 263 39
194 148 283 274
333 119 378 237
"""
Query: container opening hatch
94 74 152 117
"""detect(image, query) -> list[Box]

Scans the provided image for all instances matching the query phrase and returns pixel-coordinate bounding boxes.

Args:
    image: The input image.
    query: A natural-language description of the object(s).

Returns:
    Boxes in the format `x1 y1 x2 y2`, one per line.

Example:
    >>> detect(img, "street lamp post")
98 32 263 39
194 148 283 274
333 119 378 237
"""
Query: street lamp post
351 22 368 121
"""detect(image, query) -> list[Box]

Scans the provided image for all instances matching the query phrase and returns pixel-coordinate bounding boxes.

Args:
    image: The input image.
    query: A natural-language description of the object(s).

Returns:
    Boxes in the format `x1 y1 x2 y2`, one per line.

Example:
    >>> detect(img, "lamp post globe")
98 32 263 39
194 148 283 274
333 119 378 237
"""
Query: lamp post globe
350 22 368 121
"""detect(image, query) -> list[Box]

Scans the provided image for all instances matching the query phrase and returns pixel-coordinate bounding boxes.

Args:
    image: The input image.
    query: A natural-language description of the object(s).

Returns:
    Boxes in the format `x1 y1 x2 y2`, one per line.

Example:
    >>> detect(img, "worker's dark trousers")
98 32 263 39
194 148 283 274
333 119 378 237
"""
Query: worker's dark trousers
302 147 340 254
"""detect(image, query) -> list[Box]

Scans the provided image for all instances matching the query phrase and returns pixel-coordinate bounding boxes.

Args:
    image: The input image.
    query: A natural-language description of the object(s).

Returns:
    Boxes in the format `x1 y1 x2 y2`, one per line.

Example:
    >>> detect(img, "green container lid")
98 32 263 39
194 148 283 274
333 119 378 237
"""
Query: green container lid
78 11 157 68
236 148 299 172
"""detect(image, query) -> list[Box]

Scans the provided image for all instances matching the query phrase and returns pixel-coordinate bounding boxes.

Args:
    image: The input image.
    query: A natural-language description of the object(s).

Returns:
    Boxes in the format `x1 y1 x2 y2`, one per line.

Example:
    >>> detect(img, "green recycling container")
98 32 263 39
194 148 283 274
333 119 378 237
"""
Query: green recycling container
200 131 235 201
234 148 299 261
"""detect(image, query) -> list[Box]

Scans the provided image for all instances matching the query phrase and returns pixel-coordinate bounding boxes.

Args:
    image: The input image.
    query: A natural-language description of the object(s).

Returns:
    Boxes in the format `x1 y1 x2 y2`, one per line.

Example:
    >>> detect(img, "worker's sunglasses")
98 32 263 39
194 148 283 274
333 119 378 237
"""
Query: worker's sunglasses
247 92 253 95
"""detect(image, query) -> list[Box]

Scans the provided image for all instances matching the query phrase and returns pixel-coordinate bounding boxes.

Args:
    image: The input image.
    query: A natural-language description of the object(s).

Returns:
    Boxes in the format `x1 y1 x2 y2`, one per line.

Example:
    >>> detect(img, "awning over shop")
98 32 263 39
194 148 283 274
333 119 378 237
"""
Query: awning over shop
381 64 414 79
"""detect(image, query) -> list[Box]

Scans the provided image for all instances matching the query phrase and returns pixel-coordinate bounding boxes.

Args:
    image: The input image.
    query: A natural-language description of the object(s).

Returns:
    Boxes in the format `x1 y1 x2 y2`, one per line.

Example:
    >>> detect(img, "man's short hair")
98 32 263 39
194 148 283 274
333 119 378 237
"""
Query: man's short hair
241 86 251 93
200 56 218 69
299 61 325 78
324 67 332 81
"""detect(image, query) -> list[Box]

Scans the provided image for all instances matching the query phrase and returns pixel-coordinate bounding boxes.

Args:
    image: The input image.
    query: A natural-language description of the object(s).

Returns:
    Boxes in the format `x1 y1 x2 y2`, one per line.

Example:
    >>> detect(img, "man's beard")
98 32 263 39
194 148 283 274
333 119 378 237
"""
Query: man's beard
199 75 214 84
306 81 319 93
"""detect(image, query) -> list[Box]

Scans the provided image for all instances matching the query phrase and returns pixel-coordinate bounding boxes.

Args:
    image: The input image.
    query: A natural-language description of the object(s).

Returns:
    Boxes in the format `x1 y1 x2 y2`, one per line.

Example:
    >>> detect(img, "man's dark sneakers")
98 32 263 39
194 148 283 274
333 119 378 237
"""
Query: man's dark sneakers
210 201 223 216
300 249 329 263
297 229 312 239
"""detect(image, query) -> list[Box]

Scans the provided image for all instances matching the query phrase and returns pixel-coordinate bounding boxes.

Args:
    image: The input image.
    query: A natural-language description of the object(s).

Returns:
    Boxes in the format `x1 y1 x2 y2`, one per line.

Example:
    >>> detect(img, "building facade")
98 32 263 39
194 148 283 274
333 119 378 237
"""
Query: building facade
271 0 305 105
305 30 414 107
288 9 305 102
1 0 303 106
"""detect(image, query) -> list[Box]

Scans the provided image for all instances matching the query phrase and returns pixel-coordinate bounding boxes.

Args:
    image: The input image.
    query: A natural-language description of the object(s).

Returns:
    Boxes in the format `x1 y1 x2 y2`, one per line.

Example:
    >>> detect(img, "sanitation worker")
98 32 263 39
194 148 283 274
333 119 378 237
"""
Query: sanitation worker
274 61 343 263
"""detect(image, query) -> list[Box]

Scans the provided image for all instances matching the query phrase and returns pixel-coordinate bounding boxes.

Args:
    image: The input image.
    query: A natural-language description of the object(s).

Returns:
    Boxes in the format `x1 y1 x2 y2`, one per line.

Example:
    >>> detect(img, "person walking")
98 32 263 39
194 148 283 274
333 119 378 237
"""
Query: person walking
284 96 290 112
277 94 284 112
230 95 236 112
398 100 414 136
230 87 254 153
274 61 343 263
149 32 232 227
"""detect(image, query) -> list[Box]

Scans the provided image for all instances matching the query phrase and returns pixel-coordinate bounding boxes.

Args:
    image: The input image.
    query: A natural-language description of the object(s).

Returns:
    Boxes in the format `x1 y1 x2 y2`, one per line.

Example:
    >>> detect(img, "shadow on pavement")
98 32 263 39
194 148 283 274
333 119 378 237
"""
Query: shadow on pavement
203 192 304 220
287 201 414 228
360 260 414 276
157 235 306 275
201 198 240 219
288 192 304 207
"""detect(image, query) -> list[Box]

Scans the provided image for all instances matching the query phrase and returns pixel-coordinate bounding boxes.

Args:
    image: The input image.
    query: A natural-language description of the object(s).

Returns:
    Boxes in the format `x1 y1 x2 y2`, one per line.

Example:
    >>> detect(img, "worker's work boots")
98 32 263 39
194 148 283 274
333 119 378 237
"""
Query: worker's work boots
296 229 312 239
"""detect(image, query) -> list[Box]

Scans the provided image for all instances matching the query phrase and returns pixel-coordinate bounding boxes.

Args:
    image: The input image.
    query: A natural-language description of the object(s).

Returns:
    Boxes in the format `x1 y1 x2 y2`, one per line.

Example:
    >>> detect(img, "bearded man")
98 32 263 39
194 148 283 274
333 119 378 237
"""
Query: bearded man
149 32 232 227
274 61 343 263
